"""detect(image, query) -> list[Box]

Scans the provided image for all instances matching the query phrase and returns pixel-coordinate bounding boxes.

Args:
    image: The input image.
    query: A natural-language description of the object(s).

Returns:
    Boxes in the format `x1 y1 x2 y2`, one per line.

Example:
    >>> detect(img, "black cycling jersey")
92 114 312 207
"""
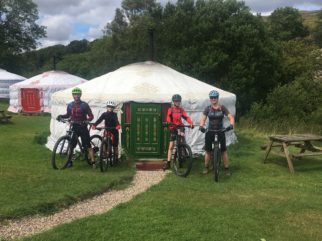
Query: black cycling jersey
94 111 119 128
203 105 229 130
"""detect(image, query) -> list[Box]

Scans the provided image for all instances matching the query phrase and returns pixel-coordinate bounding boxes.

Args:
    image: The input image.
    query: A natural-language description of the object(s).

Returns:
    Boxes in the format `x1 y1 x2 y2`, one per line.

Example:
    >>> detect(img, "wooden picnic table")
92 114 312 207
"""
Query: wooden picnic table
263 134 322 173
0 110 12 123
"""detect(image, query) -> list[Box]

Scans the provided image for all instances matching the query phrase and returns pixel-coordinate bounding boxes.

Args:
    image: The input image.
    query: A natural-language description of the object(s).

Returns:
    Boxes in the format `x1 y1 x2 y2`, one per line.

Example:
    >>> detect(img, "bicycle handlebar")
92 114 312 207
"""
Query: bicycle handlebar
94 126 117 131
204 126 233 133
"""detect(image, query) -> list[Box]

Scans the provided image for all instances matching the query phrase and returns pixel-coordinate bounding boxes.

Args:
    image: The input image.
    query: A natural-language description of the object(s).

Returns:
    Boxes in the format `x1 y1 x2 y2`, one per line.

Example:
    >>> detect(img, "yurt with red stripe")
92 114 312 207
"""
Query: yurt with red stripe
8 70 87 113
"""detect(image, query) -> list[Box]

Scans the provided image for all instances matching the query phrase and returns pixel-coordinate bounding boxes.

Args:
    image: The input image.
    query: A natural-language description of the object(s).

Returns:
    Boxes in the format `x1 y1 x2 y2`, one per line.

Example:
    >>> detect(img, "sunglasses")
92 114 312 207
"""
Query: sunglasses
210 96 218 99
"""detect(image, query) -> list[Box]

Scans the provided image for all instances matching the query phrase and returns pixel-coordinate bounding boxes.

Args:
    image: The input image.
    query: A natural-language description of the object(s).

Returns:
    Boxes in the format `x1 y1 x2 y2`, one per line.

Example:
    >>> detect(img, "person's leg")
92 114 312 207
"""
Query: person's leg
79 126 95 164
220 133 230 175
203 132 212 174
164 141 174 170
113 130 119 161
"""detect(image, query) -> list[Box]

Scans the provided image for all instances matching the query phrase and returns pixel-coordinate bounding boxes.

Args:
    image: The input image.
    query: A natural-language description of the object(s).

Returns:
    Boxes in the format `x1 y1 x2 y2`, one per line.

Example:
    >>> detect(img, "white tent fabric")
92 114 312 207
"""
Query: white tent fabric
8 70 87 113
0 69 26 99
47 61 237 154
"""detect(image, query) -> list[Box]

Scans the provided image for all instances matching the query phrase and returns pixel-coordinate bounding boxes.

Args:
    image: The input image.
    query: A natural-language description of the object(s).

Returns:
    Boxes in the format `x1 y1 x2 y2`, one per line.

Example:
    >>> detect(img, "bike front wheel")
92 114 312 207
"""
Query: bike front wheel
172 144 193 177
99 140 108 172
213 148 221 182
52 136 73 169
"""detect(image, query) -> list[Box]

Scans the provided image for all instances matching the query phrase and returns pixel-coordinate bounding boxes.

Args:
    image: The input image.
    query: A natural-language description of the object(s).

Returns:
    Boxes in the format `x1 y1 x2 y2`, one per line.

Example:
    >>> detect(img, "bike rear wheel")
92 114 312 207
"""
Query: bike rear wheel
52 136 73 169
99 140 108 172
172 144 193 177
213 148 221 182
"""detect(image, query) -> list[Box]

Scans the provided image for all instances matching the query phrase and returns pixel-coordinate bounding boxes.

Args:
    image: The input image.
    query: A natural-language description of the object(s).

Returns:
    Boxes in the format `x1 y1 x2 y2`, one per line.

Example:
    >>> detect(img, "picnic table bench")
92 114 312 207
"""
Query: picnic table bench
263 134 322 173
0 110 12 123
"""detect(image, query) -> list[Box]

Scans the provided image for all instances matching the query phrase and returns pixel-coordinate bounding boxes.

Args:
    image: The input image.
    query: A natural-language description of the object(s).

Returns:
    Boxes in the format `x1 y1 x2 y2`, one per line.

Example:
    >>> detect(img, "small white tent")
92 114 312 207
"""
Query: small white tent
47 61 236 155
8 70 87 113
0 69 26 99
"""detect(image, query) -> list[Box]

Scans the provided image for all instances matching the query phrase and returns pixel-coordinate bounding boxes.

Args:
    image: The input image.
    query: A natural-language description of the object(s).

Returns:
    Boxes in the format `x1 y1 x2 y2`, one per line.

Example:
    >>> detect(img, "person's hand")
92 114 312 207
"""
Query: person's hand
116 125 121 130
56 115 62 121
92 125 96 130
199 126 206 133
226 124 234 131
190 124 194 129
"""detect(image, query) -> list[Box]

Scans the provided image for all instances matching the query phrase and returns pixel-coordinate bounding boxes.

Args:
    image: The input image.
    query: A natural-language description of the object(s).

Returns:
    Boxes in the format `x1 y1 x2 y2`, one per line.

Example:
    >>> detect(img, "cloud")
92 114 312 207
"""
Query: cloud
244 0 322 13
34 0 322 48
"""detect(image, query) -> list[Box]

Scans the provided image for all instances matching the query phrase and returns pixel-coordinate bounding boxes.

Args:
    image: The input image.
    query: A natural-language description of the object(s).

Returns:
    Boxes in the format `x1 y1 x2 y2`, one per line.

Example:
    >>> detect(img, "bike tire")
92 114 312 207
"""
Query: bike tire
88 135 102 165
99 140 108 172
107 138 115 167
52 136 73 170
172 144 193 177
213 148 221 182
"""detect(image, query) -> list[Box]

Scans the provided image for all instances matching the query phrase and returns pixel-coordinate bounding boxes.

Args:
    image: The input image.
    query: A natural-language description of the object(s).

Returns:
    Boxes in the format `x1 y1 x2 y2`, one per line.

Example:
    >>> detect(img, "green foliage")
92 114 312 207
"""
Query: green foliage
312 10 322 47
248 74 322 133
0 0 46 71
268 7 309 41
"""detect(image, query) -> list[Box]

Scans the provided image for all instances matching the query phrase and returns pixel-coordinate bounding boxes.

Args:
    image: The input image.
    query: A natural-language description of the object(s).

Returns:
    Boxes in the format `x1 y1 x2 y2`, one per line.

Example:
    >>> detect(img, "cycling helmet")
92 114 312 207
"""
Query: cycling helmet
72 87 82 95
172 94 182 102
209 90 219 98
106 100 116 108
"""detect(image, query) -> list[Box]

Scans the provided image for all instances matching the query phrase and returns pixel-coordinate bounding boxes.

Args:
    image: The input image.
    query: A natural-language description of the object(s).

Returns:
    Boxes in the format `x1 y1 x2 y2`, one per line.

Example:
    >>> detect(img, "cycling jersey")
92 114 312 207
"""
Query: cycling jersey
61 101 93 125
166 106 193 130
94 111 120 147
203 105 229 130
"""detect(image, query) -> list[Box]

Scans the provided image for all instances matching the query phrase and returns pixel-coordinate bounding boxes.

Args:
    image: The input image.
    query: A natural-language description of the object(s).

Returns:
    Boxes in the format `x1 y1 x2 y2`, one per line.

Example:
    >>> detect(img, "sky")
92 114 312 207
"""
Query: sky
33 0 322 48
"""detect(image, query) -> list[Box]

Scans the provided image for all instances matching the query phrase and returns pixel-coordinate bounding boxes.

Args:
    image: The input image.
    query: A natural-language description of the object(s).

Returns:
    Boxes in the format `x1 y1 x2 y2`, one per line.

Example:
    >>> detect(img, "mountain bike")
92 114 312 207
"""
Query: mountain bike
204 126 233 182
171 125 193 177
95 126 118 172
51 119 102 169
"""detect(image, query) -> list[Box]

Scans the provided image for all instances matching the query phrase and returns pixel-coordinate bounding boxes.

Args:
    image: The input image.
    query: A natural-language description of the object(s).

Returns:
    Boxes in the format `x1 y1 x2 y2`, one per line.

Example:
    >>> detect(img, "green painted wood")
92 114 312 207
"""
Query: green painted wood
131 103 162 157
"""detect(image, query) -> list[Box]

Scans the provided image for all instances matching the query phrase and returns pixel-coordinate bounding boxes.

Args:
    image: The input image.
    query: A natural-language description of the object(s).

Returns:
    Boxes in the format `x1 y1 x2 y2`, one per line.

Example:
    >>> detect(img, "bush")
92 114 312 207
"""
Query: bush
33 131 50 145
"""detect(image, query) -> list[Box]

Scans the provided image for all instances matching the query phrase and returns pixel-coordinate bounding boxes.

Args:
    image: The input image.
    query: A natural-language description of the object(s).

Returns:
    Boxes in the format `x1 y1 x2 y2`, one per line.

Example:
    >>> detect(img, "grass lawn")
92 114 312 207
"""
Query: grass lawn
20 129 322 241
0 100 135 221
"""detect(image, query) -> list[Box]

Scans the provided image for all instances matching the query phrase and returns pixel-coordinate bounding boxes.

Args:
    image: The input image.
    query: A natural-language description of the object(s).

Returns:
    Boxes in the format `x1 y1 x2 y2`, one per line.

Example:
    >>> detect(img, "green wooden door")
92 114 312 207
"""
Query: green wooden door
132 103 162 157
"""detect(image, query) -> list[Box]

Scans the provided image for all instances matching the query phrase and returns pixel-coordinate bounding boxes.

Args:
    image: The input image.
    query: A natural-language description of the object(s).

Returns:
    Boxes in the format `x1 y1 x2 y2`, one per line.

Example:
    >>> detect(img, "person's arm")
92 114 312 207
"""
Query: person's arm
199 114 207 127
222 106 234 126
94 113 105 126
60 104 71 119
166 108 172 124
181 109 193 126
86 105 94 121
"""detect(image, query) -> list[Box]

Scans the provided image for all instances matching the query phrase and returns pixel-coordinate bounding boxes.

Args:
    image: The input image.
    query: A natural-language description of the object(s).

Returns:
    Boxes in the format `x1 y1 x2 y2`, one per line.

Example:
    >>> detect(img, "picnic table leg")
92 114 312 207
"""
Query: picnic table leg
264 140 273 163
282 142 294 173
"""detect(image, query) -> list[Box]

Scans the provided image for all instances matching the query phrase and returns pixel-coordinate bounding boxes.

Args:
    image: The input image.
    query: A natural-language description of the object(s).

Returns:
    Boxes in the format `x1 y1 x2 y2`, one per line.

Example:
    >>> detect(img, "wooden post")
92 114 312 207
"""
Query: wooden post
282 142 294 173
264 140 273 163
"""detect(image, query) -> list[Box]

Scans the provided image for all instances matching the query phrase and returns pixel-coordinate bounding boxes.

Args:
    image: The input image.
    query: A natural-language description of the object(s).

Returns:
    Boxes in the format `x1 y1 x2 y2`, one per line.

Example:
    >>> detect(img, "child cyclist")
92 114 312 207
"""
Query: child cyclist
164 94 194 170
92 101 121 162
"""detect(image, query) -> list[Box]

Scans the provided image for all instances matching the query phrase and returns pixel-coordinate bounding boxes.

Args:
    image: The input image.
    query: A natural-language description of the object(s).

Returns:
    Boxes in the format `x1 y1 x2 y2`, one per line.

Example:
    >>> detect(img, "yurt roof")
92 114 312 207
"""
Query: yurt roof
53 61 235 104
11 70 87 88
0 69 26 81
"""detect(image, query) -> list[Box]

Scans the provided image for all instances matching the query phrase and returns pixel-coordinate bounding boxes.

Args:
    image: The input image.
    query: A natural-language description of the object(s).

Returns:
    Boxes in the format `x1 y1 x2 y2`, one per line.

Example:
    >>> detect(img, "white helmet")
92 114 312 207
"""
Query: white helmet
106 100 116 108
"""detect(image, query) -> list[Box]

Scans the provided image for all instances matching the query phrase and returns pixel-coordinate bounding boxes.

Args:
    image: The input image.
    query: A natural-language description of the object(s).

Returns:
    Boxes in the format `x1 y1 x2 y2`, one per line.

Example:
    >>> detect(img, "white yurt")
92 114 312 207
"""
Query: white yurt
8 70 87 113
0 69 26 99
47 61 236 157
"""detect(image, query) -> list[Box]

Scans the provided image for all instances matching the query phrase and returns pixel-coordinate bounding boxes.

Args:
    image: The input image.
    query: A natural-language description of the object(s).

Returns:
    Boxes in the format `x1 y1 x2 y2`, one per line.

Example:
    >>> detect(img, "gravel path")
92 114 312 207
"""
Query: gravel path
0 170 167 240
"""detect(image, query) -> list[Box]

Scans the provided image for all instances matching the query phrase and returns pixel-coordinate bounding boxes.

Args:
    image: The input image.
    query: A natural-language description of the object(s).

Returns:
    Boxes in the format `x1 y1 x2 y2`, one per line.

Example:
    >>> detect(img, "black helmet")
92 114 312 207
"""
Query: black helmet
172 94 182 102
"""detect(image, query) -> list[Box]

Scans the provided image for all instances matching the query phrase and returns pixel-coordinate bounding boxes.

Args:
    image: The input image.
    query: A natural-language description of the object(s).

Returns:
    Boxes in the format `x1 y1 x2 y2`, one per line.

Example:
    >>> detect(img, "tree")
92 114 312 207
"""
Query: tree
312 10 322 47
268 7 309 41
0 0 46 70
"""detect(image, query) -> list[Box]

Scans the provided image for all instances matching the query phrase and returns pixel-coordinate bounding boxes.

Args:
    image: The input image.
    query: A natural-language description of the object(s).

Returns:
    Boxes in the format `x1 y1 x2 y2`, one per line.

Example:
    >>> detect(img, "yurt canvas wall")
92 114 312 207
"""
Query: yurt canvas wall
8 70 87 113
47 61 237 155
0 69 26 99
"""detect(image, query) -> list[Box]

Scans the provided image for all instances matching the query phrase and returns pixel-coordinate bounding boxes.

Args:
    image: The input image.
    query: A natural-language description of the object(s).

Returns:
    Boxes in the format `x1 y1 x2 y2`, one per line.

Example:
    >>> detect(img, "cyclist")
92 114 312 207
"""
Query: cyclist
56 87 95 167
92 101 121 162
164 94 194 170
199 90 234 175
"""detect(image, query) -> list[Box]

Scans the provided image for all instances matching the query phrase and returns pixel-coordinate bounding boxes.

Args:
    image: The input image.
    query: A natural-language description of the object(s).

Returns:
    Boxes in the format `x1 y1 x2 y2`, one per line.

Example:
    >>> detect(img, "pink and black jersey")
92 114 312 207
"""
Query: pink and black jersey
61 101 93 125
